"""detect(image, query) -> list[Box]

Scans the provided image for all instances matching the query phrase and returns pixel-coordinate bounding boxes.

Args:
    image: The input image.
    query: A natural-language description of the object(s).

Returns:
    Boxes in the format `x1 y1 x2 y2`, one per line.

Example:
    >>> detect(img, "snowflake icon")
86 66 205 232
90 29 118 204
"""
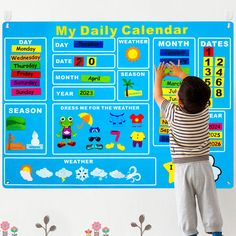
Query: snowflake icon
76 166 89 182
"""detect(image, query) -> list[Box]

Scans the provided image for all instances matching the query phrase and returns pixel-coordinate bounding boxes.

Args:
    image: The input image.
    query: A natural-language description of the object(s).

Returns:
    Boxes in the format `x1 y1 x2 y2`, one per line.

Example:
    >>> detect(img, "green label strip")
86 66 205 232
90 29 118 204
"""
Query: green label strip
10 62 40 70
164 67 190 75
162 80 182 87
81 75 110 83
78 89 95 97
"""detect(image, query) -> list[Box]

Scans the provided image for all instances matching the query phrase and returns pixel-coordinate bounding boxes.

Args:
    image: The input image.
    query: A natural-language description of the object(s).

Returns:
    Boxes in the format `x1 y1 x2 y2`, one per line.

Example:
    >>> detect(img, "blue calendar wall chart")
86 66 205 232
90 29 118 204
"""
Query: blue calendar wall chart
2 22 234 188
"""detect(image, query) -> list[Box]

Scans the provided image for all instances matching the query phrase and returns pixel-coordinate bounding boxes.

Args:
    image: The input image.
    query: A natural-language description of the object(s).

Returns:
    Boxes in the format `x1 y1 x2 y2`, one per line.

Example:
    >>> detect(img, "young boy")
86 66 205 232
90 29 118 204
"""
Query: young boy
154 61 223 236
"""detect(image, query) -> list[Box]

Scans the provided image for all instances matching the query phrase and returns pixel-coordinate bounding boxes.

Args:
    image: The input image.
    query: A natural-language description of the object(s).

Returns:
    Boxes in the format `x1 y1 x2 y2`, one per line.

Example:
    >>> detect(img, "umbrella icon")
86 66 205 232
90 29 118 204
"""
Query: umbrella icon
77 112 93 130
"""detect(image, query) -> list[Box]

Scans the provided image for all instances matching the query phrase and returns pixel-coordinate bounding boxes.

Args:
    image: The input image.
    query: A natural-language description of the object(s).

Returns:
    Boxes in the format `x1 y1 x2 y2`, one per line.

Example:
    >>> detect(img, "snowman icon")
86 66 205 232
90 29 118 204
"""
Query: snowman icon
26 130 43 150
31 131 40 146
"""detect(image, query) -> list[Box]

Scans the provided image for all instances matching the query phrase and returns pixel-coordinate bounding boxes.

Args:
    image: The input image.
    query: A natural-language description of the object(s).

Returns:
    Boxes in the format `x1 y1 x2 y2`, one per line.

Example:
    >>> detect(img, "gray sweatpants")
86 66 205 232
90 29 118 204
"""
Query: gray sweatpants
174 160 223 235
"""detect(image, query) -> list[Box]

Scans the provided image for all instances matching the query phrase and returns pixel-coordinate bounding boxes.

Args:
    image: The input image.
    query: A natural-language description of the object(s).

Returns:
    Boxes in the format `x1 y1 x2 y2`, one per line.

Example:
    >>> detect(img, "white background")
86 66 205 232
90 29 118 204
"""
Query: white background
0 0 235 235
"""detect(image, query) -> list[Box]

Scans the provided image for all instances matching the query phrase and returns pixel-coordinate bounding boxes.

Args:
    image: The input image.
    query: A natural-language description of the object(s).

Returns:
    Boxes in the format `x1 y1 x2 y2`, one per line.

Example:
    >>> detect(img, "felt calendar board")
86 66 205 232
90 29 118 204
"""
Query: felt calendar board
2 22 234 188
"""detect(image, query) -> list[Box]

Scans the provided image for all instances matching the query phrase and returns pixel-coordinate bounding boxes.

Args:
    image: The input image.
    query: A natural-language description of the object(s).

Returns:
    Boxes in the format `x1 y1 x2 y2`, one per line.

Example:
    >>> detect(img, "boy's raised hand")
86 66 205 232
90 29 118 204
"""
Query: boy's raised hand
167 60 188 80
155 62 167 80
154 62 167 106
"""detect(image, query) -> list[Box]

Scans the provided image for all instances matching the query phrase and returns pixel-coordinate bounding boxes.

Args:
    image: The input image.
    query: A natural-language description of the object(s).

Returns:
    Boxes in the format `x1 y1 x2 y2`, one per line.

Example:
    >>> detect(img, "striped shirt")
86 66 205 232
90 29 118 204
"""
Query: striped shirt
161 99 210 163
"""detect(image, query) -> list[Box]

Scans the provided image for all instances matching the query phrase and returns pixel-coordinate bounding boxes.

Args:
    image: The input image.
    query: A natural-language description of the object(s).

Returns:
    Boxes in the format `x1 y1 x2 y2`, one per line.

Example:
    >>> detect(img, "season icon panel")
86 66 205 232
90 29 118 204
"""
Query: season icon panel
117 70 149 101
4 104 47 155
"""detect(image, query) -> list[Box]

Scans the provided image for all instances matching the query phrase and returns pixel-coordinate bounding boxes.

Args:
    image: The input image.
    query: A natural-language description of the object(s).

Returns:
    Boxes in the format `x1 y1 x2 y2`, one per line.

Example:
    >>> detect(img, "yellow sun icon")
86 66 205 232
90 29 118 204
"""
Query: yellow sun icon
21 165 32 174
126 47 141 62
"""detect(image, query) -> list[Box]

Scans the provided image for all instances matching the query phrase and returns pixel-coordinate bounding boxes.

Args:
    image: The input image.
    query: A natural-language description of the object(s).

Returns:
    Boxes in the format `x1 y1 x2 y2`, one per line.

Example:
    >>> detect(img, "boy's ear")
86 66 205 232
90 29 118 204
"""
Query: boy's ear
178 99 184 107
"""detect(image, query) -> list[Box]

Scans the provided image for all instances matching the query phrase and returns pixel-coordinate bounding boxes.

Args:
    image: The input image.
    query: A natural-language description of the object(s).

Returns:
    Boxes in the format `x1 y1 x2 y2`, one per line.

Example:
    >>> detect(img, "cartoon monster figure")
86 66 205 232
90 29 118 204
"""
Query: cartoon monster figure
56 116 76 148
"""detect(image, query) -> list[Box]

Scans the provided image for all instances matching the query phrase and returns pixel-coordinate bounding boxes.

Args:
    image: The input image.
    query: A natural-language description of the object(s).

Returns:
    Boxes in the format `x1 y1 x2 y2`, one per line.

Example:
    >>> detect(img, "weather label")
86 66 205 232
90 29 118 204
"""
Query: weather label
2 22 234 188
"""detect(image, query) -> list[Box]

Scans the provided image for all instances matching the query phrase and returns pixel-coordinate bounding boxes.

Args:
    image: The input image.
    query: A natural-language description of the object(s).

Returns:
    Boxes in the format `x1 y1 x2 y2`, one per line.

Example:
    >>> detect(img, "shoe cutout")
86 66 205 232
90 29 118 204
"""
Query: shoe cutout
57 142 66 148
95 144 103 150
117 143 125 151
105 142 115 149
67 141 76 146
86 144 93 150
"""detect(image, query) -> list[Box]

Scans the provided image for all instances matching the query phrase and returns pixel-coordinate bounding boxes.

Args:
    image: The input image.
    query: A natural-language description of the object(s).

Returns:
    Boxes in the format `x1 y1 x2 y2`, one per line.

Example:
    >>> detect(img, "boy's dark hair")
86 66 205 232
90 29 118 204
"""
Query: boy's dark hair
178 76 211 114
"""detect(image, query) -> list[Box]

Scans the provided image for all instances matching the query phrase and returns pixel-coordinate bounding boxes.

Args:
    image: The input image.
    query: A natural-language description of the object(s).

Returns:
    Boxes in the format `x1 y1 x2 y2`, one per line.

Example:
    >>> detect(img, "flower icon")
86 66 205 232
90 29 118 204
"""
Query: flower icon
85 229 92 236
1 221 10 231
102 227 109 236
92 222 101 231
92 222 101 236
11 226 18 235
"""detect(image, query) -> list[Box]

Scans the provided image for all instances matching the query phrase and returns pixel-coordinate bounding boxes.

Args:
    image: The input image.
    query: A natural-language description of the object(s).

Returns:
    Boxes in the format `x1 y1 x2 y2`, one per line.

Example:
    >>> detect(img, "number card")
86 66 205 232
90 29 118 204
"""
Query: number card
2 22 234 189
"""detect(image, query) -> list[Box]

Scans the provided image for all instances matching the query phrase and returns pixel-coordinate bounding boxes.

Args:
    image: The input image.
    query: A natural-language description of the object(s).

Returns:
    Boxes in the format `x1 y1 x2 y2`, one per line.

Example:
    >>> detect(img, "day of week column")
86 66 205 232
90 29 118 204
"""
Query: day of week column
5 38 47 101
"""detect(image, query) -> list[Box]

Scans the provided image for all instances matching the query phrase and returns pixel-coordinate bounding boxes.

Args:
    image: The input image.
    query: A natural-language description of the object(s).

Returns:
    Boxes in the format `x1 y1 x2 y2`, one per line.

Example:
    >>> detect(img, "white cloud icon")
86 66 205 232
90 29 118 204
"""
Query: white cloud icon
36 168 53 178
20 170 33 182
109 170 125 179
55 168 72 179
209 155 222 181
90 168 107 180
